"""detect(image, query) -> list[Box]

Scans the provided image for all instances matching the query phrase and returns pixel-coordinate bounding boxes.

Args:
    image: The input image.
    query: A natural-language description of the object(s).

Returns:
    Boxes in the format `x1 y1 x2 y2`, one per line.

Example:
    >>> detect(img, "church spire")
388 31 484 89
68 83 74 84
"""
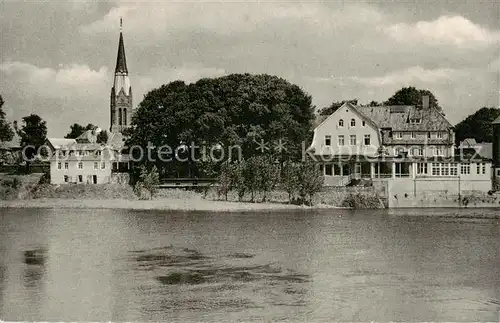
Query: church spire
115 17 128 74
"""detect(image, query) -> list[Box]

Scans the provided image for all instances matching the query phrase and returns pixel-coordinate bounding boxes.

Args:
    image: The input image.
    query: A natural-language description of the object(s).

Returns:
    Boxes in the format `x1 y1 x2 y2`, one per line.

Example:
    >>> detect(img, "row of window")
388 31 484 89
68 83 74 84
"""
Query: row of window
393 132 446 139
395 147 446 156
325 135 371 146
417 163 487 176
58 150 102 157
57 162 106 170
338 119 366 128
63 174 103 183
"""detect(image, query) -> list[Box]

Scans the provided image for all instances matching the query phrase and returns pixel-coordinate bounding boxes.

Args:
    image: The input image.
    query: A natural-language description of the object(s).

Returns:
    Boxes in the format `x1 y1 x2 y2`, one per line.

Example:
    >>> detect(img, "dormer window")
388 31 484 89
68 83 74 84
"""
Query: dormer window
362 121 366 127
350 119 356 127
396 132 402 139
437 132 443 139
338 119 344 127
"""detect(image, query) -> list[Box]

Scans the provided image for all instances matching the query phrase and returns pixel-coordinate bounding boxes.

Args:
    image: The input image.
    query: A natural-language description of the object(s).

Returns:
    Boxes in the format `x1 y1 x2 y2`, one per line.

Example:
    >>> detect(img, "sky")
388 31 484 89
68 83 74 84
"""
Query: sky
1 0 499 137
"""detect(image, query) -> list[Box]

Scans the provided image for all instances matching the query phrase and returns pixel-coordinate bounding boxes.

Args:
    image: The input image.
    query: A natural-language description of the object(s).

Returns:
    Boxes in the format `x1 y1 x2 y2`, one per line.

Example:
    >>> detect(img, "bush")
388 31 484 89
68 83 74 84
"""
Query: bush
135 165 160 200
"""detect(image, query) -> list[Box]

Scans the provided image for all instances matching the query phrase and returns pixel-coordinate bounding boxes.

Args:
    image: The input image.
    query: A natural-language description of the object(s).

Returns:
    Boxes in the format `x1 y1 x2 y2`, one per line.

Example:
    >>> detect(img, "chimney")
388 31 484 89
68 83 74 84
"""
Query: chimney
422 95 429 110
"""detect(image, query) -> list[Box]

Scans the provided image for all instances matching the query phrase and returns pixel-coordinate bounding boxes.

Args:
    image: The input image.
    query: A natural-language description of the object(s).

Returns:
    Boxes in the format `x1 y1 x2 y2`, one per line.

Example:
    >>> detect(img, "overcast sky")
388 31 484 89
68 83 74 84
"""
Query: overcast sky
1 0 499 136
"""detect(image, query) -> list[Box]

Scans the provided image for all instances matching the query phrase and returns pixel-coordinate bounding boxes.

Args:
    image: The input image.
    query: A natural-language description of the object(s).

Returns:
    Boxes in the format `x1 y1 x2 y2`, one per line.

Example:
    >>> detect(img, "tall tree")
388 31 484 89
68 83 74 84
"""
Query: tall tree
128 74 315 176
318 99 358 116
20 114 47 160
65 123 97 139
0 95 14 142
454 107 500 144
384 86 443 113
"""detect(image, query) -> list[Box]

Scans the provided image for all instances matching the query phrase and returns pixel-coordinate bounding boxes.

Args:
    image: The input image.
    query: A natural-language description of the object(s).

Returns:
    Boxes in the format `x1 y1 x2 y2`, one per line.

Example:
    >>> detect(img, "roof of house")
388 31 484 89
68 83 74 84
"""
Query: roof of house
46 138 76 149
493 115 500 125
476 143 493 159
107 132 126 149
356 105 452 131
76 130 98 143
459 138 477 147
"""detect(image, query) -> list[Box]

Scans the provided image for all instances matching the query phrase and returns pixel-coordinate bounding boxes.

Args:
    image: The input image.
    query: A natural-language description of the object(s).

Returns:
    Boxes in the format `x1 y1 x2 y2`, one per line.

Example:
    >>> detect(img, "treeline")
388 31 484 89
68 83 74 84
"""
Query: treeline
215 156 323 205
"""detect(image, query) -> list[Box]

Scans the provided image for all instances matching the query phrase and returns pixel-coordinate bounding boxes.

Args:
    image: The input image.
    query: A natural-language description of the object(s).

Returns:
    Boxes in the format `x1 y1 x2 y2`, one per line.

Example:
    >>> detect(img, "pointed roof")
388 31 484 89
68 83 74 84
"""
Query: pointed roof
115 32 128 74
493 115 500 125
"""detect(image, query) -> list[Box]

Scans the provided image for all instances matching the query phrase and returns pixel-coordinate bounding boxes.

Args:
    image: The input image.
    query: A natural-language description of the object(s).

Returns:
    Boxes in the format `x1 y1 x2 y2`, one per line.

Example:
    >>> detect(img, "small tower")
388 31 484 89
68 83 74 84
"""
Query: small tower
110 18 132 133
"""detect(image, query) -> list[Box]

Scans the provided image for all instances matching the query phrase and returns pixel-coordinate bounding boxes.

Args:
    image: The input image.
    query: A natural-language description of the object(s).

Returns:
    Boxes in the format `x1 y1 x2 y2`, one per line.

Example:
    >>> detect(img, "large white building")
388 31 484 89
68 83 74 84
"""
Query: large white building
309 98 493 190
46 131 124 185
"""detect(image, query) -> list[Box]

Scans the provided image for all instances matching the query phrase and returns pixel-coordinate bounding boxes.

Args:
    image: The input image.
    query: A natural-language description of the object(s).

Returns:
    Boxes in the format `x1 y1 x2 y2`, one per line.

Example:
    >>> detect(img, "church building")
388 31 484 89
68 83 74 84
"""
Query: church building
110 18 133 134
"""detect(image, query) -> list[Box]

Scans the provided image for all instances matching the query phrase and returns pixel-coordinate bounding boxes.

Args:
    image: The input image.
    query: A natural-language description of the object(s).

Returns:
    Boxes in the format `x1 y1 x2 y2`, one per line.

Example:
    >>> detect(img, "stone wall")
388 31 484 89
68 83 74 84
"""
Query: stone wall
380 177 497 208
317 186 385 208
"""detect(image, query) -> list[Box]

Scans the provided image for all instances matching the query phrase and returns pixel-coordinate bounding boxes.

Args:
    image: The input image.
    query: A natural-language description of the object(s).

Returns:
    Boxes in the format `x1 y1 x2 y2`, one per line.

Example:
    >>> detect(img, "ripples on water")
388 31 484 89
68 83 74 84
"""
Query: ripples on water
0 207 499 321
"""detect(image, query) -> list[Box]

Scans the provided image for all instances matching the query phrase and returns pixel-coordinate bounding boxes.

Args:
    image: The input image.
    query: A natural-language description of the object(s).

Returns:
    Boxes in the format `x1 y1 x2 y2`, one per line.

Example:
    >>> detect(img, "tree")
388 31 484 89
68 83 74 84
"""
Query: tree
255 155 279 202
384 86 443 113
134 165 160 200
0 95 14 142
216 161 234 201
19 114 47 161
96 130 108 144
127 74 315 177
65 123 97 139
318 99 358 116
297 159 324 205
280 162 300 203
454 107 500 144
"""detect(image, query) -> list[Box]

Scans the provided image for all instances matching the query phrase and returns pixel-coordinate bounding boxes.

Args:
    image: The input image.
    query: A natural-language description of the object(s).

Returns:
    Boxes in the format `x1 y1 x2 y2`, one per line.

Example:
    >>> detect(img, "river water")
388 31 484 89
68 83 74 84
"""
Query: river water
0 207 499 322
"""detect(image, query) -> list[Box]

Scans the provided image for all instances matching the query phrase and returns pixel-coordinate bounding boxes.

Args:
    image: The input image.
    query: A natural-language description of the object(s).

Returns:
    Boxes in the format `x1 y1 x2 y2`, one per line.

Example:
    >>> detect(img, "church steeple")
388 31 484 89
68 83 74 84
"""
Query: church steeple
115 18 128 74
110 17 133 133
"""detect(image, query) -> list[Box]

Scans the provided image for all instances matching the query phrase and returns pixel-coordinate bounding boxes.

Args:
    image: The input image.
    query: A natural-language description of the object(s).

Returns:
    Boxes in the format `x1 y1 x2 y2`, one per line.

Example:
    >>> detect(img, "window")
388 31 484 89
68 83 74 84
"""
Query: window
395 132 402 139
413 147 423 156
350 135 356 145
78 162 83 169
94 162 99 170
364 134 371 145
319 165 324 174
325 135 331 146
362 121 366 127
57 162 62 170
432 163 440 176
396 148 404 156
435 147 444 156
417 163 428 175
437 132 443 139
96 150 102 156
427 132 431 139
338 119 344 127
350 119 356 127
460 163 470 175
64 162 69 170
411 132 416 139
442 163 449 176
325 164 333 176
450 163 458 176
101 162 106 170
78 175 83 183
477 163 486 174
64 175 69 183
338 135 344 146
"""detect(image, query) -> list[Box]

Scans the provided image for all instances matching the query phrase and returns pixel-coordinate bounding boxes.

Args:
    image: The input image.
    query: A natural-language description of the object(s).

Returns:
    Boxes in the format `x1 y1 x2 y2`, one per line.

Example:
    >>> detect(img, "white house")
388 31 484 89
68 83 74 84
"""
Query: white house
46 130 123 185
309 98 493 191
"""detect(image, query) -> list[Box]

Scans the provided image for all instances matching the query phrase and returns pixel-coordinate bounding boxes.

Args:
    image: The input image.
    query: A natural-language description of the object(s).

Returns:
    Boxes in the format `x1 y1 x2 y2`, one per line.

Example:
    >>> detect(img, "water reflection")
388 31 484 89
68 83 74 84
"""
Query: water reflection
0 207 499 321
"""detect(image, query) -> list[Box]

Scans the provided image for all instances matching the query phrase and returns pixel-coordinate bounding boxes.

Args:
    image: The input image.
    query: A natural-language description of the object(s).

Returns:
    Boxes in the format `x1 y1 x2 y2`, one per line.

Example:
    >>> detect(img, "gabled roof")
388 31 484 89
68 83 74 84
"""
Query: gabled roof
315 102 379 130
76 130 98 143
356 105 452 131
46 138 76 149
459 138 477 148
493 115 500 125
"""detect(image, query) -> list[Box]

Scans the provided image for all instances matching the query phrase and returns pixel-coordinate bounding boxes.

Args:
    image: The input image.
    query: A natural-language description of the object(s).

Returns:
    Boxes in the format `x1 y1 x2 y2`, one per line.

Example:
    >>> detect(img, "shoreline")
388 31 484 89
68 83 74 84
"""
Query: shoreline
0 198 341 212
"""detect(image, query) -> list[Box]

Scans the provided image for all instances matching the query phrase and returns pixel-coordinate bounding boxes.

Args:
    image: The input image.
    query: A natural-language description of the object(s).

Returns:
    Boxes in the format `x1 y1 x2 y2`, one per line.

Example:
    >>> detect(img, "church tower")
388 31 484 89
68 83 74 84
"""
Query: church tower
110 18 132 133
